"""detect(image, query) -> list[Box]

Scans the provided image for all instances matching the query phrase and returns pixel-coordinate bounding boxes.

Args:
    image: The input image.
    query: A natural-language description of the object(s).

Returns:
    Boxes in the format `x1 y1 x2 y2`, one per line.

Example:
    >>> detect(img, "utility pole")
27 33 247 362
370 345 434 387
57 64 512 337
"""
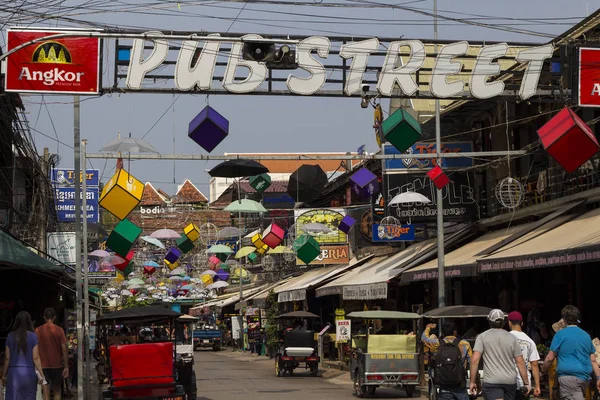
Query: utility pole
40 147 50 253
81 140 90 400
434 0 446 309
73 95 84 400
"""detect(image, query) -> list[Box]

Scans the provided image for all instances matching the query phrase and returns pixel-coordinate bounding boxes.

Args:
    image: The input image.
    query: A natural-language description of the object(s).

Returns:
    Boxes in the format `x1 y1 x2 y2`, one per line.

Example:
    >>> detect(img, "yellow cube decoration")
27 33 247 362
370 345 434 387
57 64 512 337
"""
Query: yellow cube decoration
184 223 200 242
256 244 268 255
165 260 179 271
99 169 144 220
252 233 265 249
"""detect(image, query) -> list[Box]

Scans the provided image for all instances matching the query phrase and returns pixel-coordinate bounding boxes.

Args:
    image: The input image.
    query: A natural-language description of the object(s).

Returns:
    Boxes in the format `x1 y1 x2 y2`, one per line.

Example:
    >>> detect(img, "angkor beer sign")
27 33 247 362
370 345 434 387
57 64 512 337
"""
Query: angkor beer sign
120 32 553 99
5 29 100 94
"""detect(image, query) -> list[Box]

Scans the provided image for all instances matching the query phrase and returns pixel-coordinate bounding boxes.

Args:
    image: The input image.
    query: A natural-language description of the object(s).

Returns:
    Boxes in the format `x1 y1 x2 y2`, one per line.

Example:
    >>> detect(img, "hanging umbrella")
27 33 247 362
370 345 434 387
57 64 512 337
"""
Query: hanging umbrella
215 269 230 281
143 261 160 268
181 285 194 290
100 137 159 154
217 226 244 239
207 244 234 254
170 268 186 276
268 246 295 255
127 283 143 290
208 159 268 178
224 199 267 213
149 229 181 239
201 270 217 277
127 278 145 285
120 290 133 296
287 164 328 203
208 281 229 289
389 191 431 205
235 246 256 258
225 259 239 266
301 223 331 234
89 249 110 258
106 255 126 265
140 236 166 249
169 276 183 281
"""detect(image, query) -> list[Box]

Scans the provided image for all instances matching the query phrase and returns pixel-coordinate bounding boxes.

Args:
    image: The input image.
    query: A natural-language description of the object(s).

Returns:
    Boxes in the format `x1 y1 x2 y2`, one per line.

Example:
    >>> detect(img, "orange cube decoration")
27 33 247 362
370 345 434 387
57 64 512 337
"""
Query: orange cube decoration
427 165 450 189
99 169 144 220
262 223 284 249
537 107 600 173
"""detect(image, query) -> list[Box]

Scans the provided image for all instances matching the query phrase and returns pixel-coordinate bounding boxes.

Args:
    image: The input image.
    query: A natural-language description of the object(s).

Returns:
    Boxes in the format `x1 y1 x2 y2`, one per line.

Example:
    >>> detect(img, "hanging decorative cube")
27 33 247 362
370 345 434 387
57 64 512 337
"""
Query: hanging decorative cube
114 251 134 272
249 173 272 193
381 108 422 153
256 244 268 255
537 107 600 173
183 223 200 242
143 265 156 275
215 253 229 262
188 105 229 153
165 247 181 264
106 219 142 258
121 261 134 277
293 234 321 265
247 253 258 263
338 215 357 234
252 233 266 249
176 234 194 254
427 165 451 189
99 169 144 220
165 260 179 271
262 223 284 249
349 167 379 199
208 255 220 266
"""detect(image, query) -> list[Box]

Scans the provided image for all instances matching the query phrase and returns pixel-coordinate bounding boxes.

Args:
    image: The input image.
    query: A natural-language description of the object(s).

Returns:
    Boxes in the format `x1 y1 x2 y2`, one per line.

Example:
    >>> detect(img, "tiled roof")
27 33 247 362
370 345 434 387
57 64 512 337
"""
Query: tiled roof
157 189 171 200
174 179 208 204
141 183 166 206
238 180 288 194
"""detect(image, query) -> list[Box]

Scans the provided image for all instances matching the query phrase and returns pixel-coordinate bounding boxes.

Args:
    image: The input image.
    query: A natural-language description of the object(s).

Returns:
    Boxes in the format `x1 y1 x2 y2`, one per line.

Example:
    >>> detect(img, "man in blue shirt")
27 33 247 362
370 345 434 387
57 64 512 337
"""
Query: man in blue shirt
542 305 600 400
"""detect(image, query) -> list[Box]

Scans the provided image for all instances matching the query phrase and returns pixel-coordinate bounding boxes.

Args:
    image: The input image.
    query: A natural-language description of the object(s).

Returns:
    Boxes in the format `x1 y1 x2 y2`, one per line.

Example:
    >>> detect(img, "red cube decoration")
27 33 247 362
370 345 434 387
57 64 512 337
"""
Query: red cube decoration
262 223 284 249
537 107 600 173
114 251 134 272
427 165 450 189
208 255 220 268
143 265 156 275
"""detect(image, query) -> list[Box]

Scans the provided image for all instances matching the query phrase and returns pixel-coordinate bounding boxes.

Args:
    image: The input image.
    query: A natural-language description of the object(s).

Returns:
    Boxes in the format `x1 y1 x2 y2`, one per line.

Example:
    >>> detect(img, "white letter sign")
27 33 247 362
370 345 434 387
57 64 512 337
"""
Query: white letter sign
377 40 426 96
431 41 469 98
340 38 379 95
223 34 268 93
516 44 554 100
470 43 509 99
287 36 331 95
127 31 169 90
175 33 221 91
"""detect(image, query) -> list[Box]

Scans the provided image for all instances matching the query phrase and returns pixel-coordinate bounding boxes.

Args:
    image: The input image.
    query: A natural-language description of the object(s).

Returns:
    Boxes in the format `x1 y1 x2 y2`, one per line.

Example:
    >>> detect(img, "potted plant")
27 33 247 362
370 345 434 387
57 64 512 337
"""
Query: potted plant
265 290 279 358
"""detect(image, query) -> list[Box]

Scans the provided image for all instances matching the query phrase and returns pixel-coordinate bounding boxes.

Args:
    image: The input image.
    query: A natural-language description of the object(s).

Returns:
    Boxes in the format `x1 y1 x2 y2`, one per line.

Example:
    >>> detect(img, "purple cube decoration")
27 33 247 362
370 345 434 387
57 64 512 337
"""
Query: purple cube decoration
165 247 181 264
188 105 229 153
338 215 356 234
349 168 379 200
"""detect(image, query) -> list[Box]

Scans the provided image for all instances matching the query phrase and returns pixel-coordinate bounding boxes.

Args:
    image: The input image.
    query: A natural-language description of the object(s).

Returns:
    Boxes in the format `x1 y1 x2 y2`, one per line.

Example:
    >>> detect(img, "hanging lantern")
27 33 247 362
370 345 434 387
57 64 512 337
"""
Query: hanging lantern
349 168 379 199
188 105 229 153
382 108 422 153
106 219 142 258
262 223 284 249
427 165 450 189
293 234 321 265
537 107 600 173
164 247 181 264
99 169 144 220
176 234 194 254
338 215 356 235
183 223 200 242
249 173 272 193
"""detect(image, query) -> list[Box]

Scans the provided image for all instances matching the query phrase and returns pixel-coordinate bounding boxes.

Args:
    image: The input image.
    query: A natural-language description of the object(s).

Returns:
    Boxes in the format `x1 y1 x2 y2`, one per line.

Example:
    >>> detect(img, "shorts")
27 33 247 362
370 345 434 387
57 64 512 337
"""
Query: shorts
558 376 589 400
482 383 517 400
43 368 63 390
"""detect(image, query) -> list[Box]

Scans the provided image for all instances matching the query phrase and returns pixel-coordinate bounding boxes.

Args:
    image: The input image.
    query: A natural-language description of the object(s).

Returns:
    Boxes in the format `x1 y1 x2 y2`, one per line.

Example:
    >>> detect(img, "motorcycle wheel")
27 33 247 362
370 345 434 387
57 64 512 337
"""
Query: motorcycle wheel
354 372 366 398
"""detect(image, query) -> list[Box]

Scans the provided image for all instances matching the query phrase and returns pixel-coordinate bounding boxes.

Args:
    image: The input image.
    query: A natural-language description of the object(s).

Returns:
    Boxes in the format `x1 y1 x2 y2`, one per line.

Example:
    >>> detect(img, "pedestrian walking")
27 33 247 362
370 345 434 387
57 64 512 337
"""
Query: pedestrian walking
469 309 530 400
508 311 542 399
423 322 473 400
35 308 68 400
2 311 45 400
542 305 600 400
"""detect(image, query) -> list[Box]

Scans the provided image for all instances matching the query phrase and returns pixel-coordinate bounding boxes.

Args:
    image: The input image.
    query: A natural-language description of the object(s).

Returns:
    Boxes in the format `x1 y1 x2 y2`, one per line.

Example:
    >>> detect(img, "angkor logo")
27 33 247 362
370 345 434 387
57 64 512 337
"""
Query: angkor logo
32 41 72 64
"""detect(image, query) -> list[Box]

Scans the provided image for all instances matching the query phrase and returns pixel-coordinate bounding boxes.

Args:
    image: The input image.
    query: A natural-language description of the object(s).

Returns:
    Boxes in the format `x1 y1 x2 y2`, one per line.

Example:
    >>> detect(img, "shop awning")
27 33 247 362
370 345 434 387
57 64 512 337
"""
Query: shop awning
477 208 600 272
0 229 62 273
234 278 294 309
315 241 435 300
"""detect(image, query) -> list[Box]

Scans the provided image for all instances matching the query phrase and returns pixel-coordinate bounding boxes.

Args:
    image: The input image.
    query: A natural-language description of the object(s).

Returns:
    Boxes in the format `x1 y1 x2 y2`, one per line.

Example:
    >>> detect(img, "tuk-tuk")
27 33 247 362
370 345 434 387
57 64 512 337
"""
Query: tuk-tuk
274 311 321 377
348 310 421 398
95 306 196 400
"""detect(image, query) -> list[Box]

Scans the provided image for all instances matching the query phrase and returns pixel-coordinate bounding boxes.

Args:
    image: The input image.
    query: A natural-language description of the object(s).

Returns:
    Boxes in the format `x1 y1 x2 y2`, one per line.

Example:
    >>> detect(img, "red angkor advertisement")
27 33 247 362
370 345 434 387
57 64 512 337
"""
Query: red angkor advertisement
4 29 100 94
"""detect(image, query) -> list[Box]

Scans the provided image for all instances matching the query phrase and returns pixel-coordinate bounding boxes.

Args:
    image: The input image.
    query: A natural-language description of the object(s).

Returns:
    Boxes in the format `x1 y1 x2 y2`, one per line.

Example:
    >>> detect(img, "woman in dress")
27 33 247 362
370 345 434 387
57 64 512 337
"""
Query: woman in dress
2 311 44 400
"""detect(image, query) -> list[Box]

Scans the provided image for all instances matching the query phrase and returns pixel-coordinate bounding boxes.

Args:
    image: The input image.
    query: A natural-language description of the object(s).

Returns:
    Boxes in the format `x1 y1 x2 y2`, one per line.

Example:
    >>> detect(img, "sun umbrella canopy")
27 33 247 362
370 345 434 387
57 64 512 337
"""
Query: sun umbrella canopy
389 191 431 205
208 159 268 178
276 311 320 319
224 199 267 213
287 164 328 203
422 305 495 319
208 281 229 289
235 246 256 258
170 268 186 276
201 270 217 277
143 260 160 268
89 249 110 258
140 236 166 249
128 278 145 285
217 226 244 239
207 244 234 254
149 229 181 239
100 137 159 154
267 246 294 254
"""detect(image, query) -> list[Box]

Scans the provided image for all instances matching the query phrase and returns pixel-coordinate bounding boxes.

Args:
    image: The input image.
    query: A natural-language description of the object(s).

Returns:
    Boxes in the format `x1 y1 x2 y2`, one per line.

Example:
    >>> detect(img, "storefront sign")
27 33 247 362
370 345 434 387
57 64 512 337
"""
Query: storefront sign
372 224 415 241
54 187 99 223
121 32 551 99
51 168 100 186
5 29 100 94
88 259 117 279
384 142 474 170
401 264 477 283
478 245 600 272
140 206 166 214
577 48 600 107
295 208 347 244
47 232 76 265
336 319 351 342
343 283 388 300
262 193 295 209
296 244 350 265
277 289 306 303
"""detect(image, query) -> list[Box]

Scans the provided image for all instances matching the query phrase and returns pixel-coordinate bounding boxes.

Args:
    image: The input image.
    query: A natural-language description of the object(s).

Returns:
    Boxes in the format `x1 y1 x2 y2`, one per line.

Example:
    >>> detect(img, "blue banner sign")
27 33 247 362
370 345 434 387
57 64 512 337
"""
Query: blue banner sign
51 168 100 187
371 224 415 242
54 187 99 223
384 142 473 170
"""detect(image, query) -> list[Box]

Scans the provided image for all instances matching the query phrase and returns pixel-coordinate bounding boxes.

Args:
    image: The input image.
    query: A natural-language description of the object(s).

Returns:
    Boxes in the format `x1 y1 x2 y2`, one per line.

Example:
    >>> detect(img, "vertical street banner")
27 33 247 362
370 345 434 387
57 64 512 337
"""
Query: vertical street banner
336 319 351 343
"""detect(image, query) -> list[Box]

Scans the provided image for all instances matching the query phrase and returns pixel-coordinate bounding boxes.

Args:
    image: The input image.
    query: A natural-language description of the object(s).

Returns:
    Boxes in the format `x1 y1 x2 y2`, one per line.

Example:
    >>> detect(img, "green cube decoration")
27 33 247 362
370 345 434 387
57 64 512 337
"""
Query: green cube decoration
176 234 195 254
381 108 422 153
247 253 258 263
106 219 143 258
122 261 134 278
249 173 272 193
216 253 229 262
293 234 321 265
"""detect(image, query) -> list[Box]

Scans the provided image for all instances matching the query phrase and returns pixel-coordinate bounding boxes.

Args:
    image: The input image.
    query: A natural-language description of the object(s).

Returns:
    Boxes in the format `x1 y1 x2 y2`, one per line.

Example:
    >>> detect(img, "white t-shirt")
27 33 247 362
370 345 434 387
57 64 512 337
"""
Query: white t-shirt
510 330 540 388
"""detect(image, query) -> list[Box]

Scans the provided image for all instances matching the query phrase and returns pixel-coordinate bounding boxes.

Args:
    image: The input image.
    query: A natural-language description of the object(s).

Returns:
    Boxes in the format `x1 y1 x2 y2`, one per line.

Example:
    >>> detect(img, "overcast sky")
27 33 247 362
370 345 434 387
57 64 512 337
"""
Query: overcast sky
2 0 596 196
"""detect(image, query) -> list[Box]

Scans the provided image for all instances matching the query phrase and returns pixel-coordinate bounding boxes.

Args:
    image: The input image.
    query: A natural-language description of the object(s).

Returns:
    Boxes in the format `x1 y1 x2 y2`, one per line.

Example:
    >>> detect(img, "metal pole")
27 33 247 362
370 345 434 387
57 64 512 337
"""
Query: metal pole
73 95 84 399
434 0 445 309
81 140 90 400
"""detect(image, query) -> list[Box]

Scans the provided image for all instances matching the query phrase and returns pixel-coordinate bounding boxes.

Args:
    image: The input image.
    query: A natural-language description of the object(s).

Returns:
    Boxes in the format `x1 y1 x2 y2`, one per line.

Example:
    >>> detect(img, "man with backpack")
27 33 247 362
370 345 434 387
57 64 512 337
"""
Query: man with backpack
422 322 472 400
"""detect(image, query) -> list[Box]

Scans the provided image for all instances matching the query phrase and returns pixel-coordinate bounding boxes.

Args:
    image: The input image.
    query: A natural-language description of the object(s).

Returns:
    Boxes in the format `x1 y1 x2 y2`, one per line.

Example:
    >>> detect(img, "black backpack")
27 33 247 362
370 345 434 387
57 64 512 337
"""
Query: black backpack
434 338 466 387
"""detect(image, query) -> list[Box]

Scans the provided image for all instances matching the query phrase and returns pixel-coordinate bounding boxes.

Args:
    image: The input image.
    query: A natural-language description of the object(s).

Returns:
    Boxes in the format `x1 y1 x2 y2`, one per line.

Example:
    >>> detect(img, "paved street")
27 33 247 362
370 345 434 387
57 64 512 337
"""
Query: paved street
193 348 422 400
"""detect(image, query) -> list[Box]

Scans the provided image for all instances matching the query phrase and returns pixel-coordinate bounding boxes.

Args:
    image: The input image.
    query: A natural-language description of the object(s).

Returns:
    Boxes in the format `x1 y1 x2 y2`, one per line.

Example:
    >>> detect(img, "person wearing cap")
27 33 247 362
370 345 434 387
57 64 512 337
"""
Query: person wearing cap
508 311 541 398
469 309 530 400
542 305 600 400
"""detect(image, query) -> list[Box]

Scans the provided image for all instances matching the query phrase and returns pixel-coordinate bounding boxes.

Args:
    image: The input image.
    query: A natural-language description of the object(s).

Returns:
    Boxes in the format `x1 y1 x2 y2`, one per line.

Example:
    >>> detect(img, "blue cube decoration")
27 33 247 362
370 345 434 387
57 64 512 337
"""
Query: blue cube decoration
349 167 379 199
338 215 356 234
188 105 229 153
165 246 181 264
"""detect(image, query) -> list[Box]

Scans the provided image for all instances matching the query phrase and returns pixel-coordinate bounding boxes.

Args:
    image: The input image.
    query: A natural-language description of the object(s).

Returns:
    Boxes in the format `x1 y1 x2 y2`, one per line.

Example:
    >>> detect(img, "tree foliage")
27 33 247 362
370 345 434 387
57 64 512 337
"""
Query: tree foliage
265 290 279 348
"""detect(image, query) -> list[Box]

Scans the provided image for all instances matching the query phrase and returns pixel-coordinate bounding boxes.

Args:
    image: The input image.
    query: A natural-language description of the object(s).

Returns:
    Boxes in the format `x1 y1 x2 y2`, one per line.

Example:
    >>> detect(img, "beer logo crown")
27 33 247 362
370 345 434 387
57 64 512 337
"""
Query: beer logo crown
32 41 72 64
